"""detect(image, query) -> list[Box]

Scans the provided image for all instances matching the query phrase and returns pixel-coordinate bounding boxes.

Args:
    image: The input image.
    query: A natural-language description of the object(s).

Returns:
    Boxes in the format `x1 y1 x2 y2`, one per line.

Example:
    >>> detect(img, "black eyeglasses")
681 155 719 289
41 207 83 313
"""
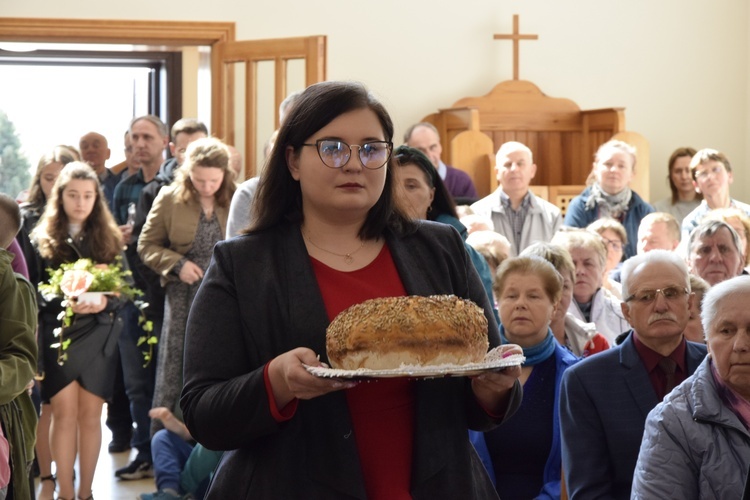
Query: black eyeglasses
625 286 689 304
302 139 393 170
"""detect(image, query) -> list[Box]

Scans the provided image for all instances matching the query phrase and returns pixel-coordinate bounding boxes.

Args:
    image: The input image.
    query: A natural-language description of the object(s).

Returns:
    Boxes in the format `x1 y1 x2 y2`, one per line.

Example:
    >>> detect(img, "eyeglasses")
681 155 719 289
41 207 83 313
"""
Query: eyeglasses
603 238 623 252
694 165 725 179
625 286 689 304
302 139 393 170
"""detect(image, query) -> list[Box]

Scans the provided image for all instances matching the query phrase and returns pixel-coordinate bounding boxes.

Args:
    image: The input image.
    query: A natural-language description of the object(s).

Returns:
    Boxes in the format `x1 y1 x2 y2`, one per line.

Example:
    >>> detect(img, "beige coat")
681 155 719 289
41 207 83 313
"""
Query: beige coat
138 184 229 285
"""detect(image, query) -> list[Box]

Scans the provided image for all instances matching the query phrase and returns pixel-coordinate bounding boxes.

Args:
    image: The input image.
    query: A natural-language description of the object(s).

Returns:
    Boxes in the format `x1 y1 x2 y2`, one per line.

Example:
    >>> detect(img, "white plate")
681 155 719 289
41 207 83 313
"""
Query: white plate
304 347 525 379
77 291 111 305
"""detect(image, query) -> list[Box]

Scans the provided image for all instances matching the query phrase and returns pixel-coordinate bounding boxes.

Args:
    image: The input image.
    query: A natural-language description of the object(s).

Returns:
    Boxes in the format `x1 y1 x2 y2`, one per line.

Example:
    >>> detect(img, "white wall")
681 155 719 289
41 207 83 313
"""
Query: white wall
4 0 748 202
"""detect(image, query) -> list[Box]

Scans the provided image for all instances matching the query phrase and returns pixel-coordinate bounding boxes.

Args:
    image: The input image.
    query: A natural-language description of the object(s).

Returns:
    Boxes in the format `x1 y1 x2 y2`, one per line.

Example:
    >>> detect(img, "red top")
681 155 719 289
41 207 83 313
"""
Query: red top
312 244 414 500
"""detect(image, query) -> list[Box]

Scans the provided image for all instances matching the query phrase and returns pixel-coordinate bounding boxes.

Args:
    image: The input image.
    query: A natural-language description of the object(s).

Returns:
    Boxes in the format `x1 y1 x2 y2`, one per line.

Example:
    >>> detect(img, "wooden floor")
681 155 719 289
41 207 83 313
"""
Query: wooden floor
34 409 158 500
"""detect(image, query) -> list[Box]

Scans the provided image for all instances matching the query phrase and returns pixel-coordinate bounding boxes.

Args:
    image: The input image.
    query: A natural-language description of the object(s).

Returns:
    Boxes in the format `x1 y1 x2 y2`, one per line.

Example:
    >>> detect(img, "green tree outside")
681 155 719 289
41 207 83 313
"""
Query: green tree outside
0 110 31 198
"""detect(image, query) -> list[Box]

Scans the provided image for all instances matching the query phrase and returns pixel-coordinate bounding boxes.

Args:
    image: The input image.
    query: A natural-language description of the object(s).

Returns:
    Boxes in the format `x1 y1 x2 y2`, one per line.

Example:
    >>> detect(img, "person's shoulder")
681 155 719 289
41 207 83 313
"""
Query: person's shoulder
555 341 581 367
652 197 672 212
470 190 498 212
446 164 471 178
566 342 621 375
235 177 260 195
530 192 562 214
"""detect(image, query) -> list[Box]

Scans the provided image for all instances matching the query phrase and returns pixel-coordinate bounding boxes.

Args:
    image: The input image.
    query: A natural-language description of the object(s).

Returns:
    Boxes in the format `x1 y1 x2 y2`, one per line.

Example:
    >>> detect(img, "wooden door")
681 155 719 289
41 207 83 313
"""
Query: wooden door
211 36 326 178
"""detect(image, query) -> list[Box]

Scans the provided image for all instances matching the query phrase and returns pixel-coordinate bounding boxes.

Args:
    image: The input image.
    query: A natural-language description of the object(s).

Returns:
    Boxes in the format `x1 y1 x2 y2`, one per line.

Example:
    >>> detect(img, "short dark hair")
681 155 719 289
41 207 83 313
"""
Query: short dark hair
171 117 208 140
251 81 413 239
393 145 457 220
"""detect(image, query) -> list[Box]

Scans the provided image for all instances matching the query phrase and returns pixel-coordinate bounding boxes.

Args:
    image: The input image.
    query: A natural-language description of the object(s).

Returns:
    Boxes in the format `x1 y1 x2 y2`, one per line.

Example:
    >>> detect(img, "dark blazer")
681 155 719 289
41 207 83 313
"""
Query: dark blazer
559 332 707 500
181 220 521 500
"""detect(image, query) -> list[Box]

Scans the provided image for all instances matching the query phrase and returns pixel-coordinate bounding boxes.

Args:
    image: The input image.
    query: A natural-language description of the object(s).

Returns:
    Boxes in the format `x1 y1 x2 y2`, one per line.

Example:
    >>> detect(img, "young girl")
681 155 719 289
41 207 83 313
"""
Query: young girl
31 162 126 500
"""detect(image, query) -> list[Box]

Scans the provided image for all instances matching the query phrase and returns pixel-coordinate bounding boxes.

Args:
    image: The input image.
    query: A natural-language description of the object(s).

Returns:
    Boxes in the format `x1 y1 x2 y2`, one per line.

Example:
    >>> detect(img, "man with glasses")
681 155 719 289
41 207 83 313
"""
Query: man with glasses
471 141 562 256
681 148 750 242
559 249 707 499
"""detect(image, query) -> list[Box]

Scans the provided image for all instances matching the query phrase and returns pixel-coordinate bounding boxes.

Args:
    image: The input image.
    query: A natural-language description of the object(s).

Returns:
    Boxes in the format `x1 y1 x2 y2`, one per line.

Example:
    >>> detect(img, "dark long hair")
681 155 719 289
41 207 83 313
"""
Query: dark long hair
250 81 413 239
32 162 122 265
393 145 457 220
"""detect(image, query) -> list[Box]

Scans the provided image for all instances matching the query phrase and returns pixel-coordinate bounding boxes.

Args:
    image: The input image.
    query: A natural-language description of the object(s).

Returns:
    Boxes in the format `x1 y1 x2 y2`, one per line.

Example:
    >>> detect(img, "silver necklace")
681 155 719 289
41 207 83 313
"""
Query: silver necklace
303 231 366 265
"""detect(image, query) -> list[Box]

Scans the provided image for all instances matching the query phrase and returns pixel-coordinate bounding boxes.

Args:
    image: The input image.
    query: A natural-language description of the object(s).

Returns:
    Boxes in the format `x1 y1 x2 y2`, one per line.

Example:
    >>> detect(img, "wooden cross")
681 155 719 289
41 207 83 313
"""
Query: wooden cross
493 14 538 80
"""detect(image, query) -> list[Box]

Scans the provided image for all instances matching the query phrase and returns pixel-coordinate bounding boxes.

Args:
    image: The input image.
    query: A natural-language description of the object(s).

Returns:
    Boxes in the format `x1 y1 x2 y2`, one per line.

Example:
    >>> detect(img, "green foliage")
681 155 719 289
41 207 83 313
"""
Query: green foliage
39 256 141 302
0 110 31 197
39 256 153 366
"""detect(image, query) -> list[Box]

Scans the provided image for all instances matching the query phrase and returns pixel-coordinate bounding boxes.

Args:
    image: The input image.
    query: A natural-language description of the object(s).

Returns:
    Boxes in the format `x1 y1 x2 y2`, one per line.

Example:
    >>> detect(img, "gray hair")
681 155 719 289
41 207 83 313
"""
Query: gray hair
620 249 690 300
687 219 743 257
403 122 439 144
496 141 534 164
129 114 168 138
701 275 750 337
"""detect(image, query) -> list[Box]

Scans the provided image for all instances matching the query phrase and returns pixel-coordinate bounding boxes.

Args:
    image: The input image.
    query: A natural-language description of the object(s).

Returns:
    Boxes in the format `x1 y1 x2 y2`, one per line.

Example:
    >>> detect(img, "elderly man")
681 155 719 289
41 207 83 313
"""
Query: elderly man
687 218 745 286
559 249 707 499
403 122 477 200
633 275 750 498
636 212 681 253
471 141 562 256
79 131 122 204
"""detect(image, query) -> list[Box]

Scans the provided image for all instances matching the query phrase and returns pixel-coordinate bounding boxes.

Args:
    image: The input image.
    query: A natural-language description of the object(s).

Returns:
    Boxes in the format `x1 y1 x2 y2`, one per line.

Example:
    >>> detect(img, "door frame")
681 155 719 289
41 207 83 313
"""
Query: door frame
0 17 235 137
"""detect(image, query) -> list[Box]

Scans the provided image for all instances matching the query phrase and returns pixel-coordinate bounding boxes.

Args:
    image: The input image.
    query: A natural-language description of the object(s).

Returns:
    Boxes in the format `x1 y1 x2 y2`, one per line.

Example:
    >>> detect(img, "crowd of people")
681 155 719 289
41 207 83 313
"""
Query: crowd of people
1 79 749 499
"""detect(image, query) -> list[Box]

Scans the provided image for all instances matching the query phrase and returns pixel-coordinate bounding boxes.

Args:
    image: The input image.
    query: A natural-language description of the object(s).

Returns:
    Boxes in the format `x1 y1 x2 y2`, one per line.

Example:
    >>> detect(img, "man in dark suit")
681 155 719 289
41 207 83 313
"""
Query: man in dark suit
559 249 707 499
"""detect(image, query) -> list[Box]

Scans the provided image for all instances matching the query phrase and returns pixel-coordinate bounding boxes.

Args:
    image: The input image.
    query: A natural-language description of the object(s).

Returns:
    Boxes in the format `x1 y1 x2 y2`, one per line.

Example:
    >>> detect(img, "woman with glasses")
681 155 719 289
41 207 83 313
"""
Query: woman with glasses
586 217 627 300
681 149 750 242
138 138 235 445
564 140 654 259
551 229 629 346
180 81 522 499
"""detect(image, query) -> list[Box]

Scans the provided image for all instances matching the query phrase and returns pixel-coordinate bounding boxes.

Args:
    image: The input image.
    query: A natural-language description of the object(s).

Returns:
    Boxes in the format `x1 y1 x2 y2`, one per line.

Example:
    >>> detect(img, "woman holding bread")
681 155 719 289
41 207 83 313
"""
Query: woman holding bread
470 256 579 500
181 81 522 499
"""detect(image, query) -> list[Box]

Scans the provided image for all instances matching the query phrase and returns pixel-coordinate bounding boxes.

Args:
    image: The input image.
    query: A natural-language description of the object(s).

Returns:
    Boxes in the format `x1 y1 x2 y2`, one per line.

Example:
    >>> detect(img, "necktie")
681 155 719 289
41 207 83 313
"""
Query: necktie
659 357 677 397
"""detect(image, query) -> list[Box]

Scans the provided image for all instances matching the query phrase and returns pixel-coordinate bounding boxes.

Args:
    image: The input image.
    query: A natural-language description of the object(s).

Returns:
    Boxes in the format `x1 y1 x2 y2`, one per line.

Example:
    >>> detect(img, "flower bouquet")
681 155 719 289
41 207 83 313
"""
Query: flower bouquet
39 256 157 367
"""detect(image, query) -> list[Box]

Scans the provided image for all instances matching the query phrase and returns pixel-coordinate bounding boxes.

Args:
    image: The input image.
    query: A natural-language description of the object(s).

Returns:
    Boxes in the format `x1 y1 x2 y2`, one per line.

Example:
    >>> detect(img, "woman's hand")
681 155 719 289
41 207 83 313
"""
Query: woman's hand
267 347 357 409
471 344 523 415
179 260 204 285
70 295 108 315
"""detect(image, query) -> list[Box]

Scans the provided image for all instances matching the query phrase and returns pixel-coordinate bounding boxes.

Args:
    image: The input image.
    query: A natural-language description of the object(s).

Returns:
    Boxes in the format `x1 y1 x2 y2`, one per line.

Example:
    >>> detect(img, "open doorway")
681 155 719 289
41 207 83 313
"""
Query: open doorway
0 46 184 181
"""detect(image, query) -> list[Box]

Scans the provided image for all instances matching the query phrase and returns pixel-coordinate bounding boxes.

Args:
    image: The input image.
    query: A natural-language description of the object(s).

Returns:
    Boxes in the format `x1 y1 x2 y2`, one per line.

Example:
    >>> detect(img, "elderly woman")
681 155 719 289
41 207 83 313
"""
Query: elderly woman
632 275 750 498
681 148 750 241
652 147 700 222
683 274 710 344
552 229 629 346
564 140 653 259
471 256 578 499
587 217 626 299
521 242 609 357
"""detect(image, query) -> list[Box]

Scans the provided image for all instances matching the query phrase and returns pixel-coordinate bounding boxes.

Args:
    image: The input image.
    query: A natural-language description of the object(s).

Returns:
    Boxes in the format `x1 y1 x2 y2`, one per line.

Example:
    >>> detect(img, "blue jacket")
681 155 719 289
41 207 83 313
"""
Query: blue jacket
563 186 653 259
470 334 579 499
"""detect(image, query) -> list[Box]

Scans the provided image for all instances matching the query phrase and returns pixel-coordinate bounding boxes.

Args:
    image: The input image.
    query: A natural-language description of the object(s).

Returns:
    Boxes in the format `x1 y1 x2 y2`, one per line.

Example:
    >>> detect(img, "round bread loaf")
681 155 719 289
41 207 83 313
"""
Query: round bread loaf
326 295 489 370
